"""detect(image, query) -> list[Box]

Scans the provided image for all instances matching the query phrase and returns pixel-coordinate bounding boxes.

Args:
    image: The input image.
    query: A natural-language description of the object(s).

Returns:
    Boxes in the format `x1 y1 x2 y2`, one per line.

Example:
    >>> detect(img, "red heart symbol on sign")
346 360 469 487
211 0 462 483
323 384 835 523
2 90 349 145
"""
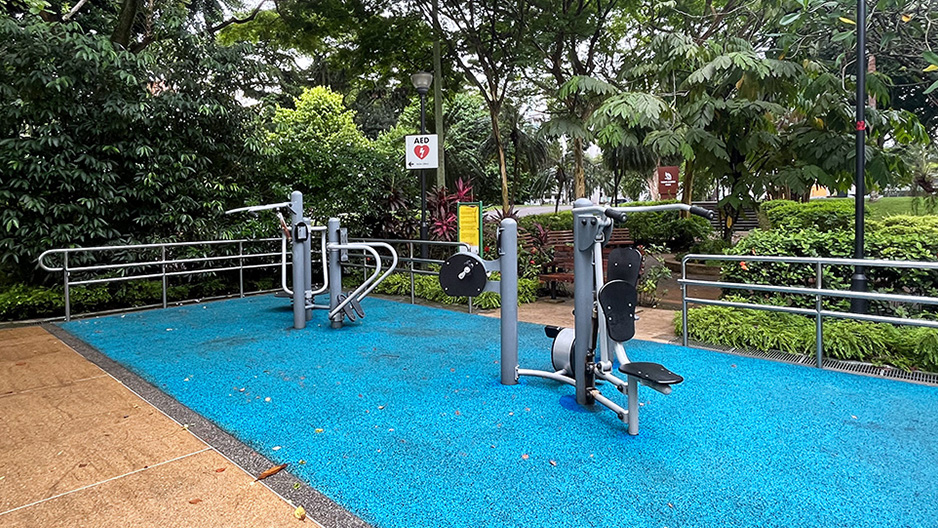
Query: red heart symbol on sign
414 145 430 160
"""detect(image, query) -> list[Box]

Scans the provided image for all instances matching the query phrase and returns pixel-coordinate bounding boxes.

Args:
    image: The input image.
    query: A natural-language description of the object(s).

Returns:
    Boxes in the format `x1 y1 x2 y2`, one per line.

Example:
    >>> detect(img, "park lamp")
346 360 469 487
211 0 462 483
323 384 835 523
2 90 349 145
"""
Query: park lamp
411 72 433 96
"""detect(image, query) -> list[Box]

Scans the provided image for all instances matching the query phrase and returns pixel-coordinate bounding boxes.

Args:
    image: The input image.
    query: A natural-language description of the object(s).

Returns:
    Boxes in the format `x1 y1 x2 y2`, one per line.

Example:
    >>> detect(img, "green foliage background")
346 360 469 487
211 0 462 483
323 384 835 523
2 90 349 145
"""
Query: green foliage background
0 19 266 283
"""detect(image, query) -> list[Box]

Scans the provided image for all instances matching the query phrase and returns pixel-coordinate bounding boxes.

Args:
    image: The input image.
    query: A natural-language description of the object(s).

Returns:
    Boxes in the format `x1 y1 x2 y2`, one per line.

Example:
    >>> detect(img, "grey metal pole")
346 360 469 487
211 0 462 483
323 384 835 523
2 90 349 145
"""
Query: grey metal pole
291 191 306 330
63 252 70 322
850 0 869 313
409 242 415 305
682 262 689 347
303 217 313 322
816 261 824 368
572 198 596 406
499 219 519 385
161 245 167 309
419 93 429 262
328 217 343 329
238 241 244 298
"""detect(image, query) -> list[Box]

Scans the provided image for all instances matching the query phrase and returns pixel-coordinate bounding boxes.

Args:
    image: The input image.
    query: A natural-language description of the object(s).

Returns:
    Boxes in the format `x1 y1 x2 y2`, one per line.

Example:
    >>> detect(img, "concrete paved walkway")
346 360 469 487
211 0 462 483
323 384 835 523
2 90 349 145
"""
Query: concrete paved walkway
479 299 681 344
0 326 305 528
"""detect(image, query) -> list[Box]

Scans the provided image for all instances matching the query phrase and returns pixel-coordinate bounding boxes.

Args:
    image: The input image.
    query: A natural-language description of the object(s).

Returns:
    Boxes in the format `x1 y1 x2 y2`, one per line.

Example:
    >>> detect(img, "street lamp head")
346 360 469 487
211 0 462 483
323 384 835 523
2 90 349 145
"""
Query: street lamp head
411 72 433 95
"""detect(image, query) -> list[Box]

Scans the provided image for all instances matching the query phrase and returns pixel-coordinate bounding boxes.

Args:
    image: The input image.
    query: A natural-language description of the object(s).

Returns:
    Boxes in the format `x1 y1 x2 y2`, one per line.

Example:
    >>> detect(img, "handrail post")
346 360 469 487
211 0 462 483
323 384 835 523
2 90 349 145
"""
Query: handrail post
681 258 689 347
238 241 244 298
63 252 70 322
161 245 168 309
816 261 823 368
409 242 415 305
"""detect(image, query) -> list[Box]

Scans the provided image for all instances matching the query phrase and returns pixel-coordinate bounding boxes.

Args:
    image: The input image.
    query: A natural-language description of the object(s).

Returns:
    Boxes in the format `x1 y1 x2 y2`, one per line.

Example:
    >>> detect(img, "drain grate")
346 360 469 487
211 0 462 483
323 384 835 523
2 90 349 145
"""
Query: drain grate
686 339 938 387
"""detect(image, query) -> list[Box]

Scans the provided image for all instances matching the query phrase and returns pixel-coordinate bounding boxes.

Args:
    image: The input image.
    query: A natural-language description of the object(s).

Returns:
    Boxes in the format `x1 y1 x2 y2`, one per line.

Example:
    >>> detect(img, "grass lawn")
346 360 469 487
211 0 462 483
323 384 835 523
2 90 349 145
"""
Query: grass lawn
867 196 934 220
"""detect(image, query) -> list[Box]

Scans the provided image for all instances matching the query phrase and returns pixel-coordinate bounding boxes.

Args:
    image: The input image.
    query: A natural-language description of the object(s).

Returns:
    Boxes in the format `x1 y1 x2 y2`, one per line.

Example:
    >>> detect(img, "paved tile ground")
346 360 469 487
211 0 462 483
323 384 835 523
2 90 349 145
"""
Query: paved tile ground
0 326 308 528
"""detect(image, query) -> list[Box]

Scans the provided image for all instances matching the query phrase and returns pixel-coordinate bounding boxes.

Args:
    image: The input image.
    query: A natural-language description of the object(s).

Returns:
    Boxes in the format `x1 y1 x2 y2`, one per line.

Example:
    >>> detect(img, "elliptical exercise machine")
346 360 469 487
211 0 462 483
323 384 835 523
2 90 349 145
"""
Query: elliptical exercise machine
227 191 398 330
439 198 713 434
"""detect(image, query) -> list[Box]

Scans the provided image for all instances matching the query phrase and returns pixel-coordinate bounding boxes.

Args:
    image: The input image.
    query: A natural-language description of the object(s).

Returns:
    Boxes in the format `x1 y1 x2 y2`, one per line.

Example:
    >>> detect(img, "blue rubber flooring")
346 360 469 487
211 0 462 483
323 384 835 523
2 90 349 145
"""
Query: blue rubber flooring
62 295 938 528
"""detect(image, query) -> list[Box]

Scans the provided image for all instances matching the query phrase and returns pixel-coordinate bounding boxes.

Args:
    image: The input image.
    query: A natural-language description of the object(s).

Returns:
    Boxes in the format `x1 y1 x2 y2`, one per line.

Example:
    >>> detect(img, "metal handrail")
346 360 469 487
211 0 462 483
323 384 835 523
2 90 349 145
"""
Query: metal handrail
39 236 476 322
39 238 289 321
680 254 938 368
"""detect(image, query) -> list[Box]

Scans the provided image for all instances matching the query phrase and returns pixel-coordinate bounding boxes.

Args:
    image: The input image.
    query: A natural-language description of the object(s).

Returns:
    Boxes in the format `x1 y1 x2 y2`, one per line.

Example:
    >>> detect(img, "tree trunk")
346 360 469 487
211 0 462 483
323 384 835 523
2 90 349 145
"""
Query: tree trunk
573 137 585 198
432 0 445 189
489 110 511 214
111 0 137 48
680 157 695 218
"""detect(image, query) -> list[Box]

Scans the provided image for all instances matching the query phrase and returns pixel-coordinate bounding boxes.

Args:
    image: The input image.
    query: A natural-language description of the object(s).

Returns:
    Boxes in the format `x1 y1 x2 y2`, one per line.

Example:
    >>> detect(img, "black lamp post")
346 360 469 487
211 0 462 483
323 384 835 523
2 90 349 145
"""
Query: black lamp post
851 0 868 313
411 71 433 261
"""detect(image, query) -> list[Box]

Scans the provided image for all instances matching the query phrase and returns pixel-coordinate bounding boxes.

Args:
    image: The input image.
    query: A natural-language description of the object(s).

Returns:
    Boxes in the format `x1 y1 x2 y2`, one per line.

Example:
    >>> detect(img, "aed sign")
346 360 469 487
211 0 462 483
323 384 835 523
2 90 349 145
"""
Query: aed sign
405 134 439 169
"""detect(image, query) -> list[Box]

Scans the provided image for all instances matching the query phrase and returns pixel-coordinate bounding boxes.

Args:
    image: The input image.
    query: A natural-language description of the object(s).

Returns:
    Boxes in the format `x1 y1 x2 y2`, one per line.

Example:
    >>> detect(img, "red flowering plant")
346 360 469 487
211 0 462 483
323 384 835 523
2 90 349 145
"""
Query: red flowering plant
427 178 474 243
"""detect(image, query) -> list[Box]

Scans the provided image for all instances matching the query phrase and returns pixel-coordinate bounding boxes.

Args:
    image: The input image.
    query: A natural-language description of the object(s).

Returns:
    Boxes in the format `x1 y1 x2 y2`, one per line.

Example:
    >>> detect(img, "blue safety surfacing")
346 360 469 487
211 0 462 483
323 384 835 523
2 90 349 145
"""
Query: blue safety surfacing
61 296 938 528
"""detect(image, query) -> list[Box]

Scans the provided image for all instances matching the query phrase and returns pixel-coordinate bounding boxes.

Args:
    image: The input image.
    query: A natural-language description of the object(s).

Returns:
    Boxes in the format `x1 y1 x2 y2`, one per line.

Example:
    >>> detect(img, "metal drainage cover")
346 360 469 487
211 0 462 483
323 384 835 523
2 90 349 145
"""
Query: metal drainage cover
687 340 938 387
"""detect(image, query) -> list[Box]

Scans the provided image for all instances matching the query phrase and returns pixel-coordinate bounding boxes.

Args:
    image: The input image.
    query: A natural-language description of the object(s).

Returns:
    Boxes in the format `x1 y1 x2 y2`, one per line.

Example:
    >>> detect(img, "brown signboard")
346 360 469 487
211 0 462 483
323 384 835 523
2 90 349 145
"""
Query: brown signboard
657 166 680 198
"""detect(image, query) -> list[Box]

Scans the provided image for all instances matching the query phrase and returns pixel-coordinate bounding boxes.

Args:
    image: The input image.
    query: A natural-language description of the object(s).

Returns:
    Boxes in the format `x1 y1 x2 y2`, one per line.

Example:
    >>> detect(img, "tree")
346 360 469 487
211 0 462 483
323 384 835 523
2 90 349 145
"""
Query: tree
0 17 266 282
529 0 623 199
776 0 938 134
413 0 534 215
265 86 403 230
602 144 657 205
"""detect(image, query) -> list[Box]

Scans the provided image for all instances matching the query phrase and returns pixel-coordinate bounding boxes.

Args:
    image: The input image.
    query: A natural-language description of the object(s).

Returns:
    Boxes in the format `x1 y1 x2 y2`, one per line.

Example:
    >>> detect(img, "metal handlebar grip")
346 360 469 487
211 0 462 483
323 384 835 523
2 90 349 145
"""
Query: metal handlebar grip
604 209 628 223
690 206 715 220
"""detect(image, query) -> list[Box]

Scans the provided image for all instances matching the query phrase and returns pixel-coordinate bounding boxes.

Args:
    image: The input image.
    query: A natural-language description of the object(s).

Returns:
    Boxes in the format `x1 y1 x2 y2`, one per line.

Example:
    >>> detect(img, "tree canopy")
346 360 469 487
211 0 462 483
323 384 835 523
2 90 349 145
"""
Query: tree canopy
1 0 936 282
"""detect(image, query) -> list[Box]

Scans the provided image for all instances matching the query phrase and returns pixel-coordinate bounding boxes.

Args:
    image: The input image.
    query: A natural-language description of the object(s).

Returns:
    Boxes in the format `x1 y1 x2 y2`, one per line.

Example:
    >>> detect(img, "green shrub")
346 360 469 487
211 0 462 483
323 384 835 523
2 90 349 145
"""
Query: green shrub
0 284 64 320
759 199 857 231
723 220 938 316
518 212 573 233
0 274 254 321
685 238 733 256
520 200 712 251
868 215 938 238
676 305 938 372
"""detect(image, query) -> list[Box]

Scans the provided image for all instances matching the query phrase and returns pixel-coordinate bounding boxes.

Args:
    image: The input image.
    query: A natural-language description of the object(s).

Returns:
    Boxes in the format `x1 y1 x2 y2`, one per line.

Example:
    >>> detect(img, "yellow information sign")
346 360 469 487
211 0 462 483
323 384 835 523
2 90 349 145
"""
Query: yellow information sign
457 202 482 254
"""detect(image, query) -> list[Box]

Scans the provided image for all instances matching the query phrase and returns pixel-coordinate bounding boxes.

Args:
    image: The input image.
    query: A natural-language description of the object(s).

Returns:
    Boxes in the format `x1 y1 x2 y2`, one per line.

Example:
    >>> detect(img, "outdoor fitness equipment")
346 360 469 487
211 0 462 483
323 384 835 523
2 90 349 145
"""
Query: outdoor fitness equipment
227 191 397 330
439 198 713 434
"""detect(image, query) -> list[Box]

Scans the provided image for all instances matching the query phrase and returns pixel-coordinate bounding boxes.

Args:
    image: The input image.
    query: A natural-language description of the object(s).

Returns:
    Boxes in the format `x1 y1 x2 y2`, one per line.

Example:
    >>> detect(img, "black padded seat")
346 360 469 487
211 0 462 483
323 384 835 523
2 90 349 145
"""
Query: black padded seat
618 361 684 385
597 280 638 342
606 247 643 286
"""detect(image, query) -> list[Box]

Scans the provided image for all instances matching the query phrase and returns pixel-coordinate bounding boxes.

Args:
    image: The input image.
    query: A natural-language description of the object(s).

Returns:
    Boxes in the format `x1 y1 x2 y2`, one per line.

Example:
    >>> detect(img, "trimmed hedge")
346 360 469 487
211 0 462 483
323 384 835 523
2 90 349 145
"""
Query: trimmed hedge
675 304 938 372
724 216 938 316
759 199 858 231
0 277 271 321
520 200 712 251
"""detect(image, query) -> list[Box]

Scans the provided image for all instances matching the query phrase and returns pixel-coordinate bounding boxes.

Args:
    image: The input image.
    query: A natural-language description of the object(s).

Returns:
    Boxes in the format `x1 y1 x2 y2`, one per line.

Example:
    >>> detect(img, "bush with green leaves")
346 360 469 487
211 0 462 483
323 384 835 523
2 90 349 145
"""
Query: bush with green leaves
0 18 268 284
676 304 938 372
0 273 277 321
519 200 712 251
759 199 857 231
724 216 938 316
263 86 405 235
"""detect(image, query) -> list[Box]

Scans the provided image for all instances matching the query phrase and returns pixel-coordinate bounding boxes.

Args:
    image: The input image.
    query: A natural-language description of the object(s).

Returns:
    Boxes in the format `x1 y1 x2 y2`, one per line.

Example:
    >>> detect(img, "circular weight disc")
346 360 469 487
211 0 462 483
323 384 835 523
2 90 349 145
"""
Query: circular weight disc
439 253 488 297
550 327 576 376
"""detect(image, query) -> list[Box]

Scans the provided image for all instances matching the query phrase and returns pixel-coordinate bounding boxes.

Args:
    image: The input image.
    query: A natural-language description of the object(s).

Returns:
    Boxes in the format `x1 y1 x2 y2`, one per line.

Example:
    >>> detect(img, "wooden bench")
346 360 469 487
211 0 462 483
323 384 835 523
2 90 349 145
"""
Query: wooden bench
544 228 632 248
537 228 638 299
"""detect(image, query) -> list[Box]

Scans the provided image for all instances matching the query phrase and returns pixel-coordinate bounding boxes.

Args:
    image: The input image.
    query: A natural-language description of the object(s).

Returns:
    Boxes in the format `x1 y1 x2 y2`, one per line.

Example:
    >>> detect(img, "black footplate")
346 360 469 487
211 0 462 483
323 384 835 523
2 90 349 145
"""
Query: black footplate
618 362 683 385
336 293 365 321
606 247 643 286
597 280 638 342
